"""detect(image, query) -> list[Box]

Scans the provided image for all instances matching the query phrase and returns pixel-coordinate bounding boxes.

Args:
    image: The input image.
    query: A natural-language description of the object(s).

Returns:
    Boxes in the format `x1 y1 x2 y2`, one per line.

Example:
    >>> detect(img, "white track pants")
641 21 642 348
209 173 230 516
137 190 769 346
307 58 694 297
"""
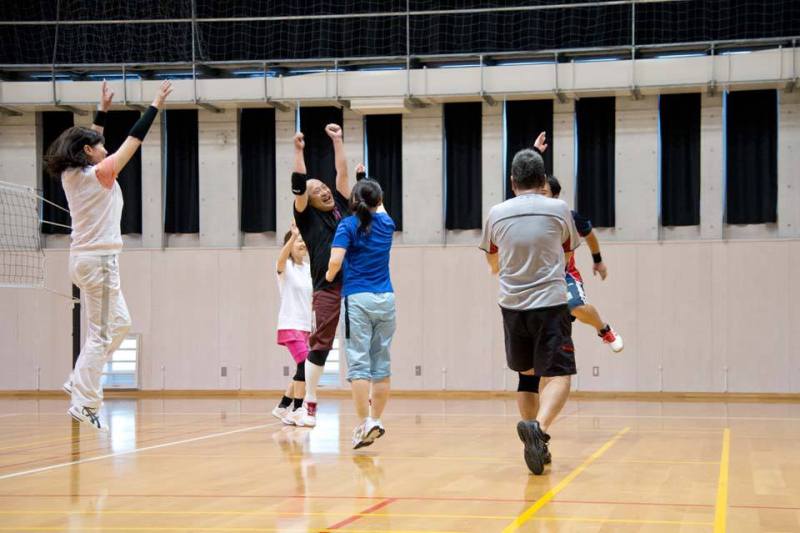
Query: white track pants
68 254 131 410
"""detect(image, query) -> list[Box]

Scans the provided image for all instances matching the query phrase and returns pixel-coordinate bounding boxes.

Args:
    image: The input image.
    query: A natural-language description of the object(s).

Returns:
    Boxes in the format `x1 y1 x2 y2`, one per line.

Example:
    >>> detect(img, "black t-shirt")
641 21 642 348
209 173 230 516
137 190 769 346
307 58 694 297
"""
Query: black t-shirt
294 189 349 291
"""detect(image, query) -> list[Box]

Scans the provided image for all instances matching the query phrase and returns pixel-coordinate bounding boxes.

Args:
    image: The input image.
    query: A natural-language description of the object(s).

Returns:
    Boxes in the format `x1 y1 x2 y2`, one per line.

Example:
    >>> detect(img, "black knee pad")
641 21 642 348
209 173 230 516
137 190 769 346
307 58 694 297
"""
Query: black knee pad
517 373 541 393
293 361 305 382
307 349 329 367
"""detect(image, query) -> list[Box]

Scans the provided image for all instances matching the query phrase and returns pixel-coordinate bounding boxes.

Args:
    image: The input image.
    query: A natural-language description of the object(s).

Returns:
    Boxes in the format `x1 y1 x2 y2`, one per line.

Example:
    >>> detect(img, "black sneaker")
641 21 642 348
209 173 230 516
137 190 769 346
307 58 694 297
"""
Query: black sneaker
544 442 552 464
516 420 550 475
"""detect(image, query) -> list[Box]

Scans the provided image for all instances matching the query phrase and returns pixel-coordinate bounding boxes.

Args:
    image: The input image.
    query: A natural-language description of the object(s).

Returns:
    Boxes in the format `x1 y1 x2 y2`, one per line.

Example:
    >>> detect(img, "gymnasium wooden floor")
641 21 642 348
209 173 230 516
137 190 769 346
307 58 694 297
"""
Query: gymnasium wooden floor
0 396 798 532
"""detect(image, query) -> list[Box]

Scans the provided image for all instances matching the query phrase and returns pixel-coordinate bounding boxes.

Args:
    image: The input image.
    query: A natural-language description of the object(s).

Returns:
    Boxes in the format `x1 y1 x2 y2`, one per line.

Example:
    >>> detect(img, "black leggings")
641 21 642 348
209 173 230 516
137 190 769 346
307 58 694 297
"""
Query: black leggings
293 361 305 382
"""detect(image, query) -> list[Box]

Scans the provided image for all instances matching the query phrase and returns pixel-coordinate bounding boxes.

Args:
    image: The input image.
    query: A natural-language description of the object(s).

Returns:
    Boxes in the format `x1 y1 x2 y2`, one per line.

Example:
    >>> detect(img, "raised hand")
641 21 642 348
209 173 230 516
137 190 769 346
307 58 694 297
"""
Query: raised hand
151 80 173 109
294 132 305 151
355 163 365 174
325 123 343 140
99 80 114 111
533 131 548 153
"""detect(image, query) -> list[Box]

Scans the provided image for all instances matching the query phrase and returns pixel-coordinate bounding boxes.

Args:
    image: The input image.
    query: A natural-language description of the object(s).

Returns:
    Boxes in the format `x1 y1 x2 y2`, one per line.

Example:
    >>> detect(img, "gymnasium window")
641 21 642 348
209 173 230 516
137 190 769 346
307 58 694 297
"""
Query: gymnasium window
724 89 778 225
101 334 140 389
659 93 701 226
365 114 403 230
444 102 482 230
40 111 74 234
504 100 553 199
164 109 200 234
575 97 616 228
240 108 277 233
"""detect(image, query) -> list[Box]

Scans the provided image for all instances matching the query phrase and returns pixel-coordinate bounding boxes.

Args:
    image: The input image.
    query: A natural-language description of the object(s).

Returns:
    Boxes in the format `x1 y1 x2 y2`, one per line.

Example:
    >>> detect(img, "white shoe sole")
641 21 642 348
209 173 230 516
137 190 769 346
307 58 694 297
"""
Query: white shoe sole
63 383 72 396
68 407 108 433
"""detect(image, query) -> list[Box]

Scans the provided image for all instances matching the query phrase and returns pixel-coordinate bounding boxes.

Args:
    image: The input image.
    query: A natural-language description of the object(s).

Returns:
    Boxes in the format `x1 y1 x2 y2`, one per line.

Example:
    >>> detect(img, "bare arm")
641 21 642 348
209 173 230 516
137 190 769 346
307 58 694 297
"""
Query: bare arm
485 252 499 275
326 247 346 282
277 224 299 274
91 80 114 135
292 133 309 213
110 80 172 175
326 124 350 198
584 230 608 280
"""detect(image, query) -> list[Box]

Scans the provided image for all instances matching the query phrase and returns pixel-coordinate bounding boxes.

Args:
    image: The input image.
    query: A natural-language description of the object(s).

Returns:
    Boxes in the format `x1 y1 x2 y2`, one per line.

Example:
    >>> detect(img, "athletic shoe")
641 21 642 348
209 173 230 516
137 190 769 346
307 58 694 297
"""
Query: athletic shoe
516 420 550 475
68 405 107 432
544 442 552 465
292 406 316 428
352 419 385 450
62 379 72 396
271 404 290 421
599 325 624 353
280 409 296 426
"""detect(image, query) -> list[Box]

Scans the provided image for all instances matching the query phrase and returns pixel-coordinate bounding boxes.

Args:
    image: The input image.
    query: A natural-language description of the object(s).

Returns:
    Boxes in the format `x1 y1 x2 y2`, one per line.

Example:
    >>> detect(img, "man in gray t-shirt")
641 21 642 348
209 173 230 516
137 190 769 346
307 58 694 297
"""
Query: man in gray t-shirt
479 148 579 476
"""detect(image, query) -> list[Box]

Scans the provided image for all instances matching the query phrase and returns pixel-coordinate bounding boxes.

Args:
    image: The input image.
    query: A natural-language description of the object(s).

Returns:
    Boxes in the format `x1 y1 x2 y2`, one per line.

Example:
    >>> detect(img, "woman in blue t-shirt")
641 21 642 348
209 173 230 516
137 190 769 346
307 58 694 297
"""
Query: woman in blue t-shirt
326 178 396 450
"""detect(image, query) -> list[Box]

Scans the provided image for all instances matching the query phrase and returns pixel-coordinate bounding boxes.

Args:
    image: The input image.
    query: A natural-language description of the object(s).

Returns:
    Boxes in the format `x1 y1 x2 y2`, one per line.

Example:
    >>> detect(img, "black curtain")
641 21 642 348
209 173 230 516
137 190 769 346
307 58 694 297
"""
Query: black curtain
41 111 74 234
505 100 553 199
726 90 777 224
365 114 403 231
444 102 482 230
576 97 615 228
103 110 142 234
240 108 277 233
299 107 344 189
660 94 701 227
164 110 199 234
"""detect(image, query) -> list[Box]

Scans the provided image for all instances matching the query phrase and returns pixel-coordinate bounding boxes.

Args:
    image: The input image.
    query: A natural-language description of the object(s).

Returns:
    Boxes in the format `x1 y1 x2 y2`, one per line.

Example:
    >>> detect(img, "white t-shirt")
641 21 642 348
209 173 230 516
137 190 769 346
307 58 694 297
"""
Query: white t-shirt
61 154 123 256
277 259 313 332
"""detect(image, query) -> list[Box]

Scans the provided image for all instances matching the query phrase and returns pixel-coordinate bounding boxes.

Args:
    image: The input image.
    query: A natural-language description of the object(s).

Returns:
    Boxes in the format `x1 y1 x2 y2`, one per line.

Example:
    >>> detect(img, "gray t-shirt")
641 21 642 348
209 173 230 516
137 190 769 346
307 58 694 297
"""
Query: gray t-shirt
479 193 580 311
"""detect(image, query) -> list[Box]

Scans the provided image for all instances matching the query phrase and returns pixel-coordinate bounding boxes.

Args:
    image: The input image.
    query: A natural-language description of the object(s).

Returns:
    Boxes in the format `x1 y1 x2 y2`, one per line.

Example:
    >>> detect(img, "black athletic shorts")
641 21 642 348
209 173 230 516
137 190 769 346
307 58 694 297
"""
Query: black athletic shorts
501 304 577 376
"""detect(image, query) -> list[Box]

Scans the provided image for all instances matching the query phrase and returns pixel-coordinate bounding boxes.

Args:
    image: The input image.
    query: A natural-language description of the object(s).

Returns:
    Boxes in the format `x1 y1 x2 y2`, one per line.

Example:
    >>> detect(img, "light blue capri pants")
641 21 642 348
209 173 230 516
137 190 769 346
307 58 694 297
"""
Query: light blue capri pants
344 292 396 382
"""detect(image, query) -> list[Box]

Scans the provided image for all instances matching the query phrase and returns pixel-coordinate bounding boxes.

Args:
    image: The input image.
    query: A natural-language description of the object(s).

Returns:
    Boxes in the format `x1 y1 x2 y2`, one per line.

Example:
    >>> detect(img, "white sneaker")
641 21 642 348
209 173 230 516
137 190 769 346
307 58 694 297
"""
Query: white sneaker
281 408 298 426
271 404 290 421
68 405 107 432
62 379 72 396
292 406 316 428
599 326 624 353
353 419 385 450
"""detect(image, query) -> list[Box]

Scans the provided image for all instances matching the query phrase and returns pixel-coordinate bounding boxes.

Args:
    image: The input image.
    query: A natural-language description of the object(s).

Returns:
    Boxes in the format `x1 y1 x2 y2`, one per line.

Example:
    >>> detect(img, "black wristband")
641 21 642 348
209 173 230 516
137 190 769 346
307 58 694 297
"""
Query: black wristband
532 145 543 155
93 110 107 129
592 252 602 264
128 105 158 141
356 171 366 182
291 172 308 195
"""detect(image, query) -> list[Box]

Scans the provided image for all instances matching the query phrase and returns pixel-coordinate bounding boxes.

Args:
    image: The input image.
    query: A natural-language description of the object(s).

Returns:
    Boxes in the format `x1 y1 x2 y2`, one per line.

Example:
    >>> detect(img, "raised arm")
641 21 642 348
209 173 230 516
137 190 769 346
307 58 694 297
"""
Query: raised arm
326 247 346 282
107 81 172 178
325 124 350 198
584 230 607 280
292 132 310 213
277 224 299 274
91 80 114 135
533 131 548 154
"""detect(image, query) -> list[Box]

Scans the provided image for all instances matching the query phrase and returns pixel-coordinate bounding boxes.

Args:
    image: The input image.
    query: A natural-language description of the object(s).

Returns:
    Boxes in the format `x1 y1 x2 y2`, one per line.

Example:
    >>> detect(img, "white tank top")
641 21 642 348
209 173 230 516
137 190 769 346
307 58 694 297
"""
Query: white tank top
277 259 313 332
61 155 123 256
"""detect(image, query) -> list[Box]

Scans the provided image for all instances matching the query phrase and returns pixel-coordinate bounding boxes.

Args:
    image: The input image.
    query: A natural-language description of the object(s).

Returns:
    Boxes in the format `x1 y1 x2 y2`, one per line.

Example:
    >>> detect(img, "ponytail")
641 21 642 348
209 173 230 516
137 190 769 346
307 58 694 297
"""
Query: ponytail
348 179 383 234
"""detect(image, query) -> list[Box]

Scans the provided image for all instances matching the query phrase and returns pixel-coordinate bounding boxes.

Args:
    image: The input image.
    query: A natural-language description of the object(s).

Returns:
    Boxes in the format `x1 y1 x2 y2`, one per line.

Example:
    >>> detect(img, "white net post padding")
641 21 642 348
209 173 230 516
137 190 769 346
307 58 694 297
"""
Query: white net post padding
0 180 45 288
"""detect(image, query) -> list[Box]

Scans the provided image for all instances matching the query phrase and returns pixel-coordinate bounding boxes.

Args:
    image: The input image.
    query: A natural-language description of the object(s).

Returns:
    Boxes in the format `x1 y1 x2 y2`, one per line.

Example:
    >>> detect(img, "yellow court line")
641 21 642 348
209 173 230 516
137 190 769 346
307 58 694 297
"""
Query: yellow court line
714 428 731 533
501 426 631 533
533 516 713 526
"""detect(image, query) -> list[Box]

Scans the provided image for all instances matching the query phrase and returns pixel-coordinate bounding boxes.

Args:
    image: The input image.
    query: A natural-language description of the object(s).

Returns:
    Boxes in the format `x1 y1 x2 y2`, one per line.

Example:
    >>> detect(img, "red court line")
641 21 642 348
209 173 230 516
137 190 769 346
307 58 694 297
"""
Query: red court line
323 498 397 531
0 493 796 512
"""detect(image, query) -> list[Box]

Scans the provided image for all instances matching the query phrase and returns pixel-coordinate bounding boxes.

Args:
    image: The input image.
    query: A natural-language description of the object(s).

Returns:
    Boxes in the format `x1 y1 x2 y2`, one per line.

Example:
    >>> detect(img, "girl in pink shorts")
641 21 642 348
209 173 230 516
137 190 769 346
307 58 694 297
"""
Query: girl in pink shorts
273 225 313 425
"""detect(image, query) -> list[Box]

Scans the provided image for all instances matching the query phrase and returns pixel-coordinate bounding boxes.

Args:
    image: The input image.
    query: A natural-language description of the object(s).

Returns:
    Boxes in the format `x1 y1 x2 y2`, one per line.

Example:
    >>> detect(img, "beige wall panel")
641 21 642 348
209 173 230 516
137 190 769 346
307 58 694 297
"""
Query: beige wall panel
778 91 800 238
633 243 664 391
481 102 503 222
147 251 220 390
658 243 715 391
388 247 425 390
402 107 444 245
724 242 790 393
0 113 38 187
789 242 800 392
118 251 153 384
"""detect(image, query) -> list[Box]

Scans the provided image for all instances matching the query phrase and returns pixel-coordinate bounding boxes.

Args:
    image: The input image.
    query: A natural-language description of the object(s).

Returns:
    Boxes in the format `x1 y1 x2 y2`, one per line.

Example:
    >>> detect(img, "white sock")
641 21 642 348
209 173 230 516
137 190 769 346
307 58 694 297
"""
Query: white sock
304 361 324 404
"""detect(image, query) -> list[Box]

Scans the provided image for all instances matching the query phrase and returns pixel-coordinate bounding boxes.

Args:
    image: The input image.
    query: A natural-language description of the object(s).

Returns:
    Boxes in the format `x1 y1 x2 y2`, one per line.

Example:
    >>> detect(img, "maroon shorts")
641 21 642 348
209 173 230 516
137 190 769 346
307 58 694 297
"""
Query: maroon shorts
309 285 342 352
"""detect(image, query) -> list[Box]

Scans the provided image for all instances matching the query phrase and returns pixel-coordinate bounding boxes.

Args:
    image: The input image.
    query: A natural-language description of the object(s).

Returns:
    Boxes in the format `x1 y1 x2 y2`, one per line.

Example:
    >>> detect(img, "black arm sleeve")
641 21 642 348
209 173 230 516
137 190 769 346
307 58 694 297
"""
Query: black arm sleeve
93 110 107 129
128 106 158 141
292 172 308 195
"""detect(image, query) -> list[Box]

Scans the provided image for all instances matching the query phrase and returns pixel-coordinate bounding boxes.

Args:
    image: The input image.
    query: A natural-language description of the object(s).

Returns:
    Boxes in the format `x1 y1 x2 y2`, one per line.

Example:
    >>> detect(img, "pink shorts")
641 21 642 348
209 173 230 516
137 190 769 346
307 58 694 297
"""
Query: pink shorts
277 330 310 364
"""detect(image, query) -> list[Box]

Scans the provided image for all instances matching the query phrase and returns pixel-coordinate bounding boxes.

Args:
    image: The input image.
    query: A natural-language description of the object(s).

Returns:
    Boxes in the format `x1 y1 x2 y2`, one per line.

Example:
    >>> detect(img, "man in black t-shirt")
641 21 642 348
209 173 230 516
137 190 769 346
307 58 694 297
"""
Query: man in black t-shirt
290 124 351 427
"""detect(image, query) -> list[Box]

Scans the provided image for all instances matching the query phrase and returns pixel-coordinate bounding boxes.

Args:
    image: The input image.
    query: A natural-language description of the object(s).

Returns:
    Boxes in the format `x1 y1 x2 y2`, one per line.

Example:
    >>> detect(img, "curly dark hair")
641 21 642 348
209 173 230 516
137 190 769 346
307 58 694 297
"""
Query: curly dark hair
44 126 105 177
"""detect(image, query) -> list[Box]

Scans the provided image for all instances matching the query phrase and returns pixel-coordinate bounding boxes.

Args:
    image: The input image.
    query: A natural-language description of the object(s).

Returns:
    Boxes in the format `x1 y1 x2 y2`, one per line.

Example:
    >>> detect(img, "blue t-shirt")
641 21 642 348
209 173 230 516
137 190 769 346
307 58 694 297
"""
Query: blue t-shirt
331 212 395 297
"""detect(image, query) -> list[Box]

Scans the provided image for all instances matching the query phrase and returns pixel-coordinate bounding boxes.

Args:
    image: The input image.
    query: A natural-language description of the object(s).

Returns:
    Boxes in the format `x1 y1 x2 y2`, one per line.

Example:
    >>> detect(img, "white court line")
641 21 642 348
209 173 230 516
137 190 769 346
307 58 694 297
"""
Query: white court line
0 422 279 482
0 414 22 419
